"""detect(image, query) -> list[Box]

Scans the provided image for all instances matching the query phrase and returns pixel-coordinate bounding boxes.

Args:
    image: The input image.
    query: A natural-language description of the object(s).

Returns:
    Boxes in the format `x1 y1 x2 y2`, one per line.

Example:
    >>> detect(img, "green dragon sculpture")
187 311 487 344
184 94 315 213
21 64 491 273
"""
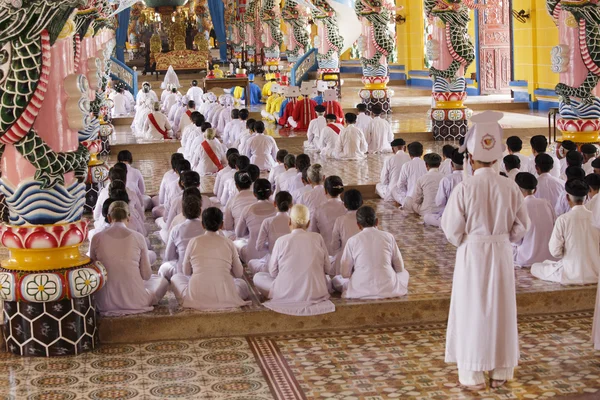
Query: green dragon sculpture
355 0 397 68
0 0 90 189
282 0 310 63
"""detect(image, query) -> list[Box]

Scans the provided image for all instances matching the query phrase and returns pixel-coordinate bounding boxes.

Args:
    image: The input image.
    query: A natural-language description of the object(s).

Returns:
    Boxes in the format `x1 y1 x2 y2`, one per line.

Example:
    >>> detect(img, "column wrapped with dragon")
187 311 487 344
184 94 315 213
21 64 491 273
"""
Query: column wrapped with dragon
243 0 261 64
547 0 600 144
0 0 107 356
355 0 397 114
312 0 344 86
425 0 475 140
282 0 310 65
260 0 283 69
74 0 113 212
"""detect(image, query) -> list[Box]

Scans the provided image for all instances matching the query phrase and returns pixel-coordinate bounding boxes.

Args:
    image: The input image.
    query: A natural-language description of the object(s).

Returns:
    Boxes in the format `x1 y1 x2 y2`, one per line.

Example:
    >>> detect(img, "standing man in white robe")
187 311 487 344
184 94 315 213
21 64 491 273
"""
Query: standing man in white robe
512 172 557 268
392 142 427 209
365 104 393 154
376 139 411 201
441 111 530 390
186 79 204 106
411 153 444 217
532 179 600 284
336 113 368 160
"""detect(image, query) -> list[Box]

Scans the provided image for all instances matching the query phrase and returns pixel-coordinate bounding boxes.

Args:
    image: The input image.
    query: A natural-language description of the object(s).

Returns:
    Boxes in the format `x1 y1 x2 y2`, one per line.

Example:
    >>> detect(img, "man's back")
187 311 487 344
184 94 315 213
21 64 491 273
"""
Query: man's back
515 196 556 267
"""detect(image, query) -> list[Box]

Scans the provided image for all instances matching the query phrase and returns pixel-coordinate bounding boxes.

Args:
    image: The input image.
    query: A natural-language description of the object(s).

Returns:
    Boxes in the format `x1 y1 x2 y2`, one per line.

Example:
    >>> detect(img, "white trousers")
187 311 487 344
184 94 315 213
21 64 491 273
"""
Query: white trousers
423 213 442 227
156 217 167 230
531 261 563 283
458 367 514 386
158 261 176 281
248 255 269 274
145 275 170 305
152 204 165 219
171 274 250 304
375 183 387 200
253 272 334 298
331 276 349 293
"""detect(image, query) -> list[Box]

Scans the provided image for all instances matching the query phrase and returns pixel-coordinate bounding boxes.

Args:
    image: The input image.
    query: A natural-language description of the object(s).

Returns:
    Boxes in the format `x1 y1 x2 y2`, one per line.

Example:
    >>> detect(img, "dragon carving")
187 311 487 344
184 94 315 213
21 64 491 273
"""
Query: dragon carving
243 0 260 58
260 0 283 60
355 0 397 70
547 0 600 105
0 0 90 189
312 0 345 69
282 0 310 63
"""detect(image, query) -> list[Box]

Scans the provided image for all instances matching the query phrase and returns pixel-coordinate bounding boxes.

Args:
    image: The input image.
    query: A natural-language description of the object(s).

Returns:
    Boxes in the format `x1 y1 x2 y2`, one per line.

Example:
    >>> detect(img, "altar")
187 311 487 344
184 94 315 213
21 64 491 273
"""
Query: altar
204 77 250 105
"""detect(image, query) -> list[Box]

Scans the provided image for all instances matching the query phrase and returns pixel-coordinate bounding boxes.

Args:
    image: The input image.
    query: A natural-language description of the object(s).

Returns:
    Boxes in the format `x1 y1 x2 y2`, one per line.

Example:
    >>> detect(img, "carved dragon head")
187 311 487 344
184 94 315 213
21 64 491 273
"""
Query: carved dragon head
556 0 600 23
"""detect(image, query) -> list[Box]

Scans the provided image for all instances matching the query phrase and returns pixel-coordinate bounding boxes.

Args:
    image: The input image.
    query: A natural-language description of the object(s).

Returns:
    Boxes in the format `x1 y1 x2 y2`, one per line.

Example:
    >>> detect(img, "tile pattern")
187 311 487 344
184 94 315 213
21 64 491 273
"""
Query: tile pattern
0 337 272 400
254 312 600 400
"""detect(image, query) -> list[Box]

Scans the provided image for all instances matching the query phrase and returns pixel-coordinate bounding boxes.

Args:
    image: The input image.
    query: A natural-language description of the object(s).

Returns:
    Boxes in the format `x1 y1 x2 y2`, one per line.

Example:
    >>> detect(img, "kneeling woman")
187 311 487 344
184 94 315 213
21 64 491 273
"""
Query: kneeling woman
253 204 335 316
90 201 169 316
171 207 251 310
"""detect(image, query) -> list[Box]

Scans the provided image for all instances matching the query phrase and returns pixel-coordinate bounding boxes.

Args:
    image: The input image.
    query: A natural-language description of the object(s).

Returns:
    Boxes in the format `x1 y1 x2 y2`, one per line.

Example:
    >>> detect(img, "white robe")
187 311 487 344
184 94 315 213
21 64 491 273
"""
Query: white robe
142 111 172 140
441 167 530 372
356 113 372 134
159 218 205 280
275 168 298 193
162 93 178 114
268 164 286 188
423 170 463 227
393 157 427 206
248 212 291 273
223 119 242 147
296 185 327 214
439 159 452 176
336 125 368 160
513 196 557 267
245 133 279 171
534 173 565 210
111 93 131 117
235 200 277 262
310 197 346 256
254 229 335 316
171 231 250 310
191 138 226 176
365 116 393 153
214 165 233 197
178 111 193 140
376 150 411 201
330 210 360 276
90 223 168 316
531 205 600 284
320 124 342 158
224 190 258 233
136 90 158 108
412 169 445 216
304 116 327 150
339 227 409 299
529 152 561 178
186 86 204 105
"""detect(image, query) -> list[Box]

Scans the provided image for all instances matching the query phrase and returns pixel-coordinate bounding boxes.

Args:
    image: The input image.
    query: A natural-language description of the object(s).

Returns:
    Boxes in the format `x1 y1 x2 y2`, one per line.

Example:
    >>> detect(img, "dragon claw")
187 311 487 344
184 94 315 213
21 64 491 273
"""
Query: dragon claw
34 170 64 190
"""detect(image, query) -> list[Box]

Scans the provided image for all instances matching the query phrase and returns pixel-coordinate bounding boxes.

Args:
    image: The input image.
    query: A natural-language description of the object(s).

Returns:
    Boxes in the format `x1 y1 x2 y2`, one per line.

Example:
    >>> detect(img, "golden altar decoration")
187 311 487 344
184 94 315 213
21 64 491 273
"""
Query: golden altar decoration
156 49 211 71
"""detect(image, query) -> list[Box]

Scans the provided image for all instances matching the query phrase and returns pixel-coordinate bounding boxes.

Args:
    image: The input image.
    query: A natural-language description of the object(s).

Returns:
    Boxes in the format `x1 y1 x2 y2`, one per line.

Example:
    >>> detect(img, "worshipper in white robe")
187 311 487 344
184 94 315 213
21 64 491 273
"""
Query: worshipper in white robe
171 207 251 310
132 95 153 137
364 105 393 154
152 153 184 215
296 164 327 214
216 95 235 134
214 150 239 199
268 149 288 189
253 205 335 316
191 128 226 176
136 82 159 108
311 176 346 253
179 111 203 157
244 121 278 171
122 88 135 111
162 87 179 114
503 155 521 180
142 102 173 141
512 172 557 268
333 205 409 298
335 113 368 160
158 189 205 281
284 154 311 198
559 150 584 181
529 135 561 178
501 136 532 174
160 66 181 99
111 88 132 117
172 96 189 134
219 156 251 206
557 140 578 176
581 144 598 175
186 80 204 106
592 158 600 175
392 142 427 208
423 150 464 227
376 139 411 201
168 94 181 124
157 159 190 230
585 173 600 212
355 103 371 134
439 145 455 176
117 150 152 210
556 167 586 216
248 192 293 274
235 179 277 263
223 109 243 147
177 100 197 140
330 189 362 276
90 202 168 316
534 153 565 209
223 171 258 238
320 114 343 158
231 109 250 148
441 111 530 390
532 179 600 284
411 153 445 217
274 154 298 194
304 105 327 151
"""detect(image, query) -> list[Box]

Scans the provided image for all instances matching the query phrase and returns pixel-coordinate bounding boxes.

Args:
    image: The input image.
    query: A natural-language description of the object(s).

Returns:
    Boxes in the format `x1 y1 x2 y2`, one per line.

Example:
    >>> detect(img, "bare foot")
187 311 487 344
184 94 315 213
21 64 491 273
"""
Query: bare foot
490 379 507 389
458 382 486 391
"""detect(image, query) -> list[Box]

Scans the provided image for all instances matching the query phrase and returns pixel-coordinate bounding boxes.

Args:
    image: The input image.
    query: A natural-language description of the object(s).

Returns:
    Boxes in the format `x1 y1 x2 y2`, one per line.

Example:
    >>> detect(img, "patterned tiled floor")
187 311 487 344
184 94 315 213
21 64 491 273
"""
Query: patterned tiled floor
2 312 600 399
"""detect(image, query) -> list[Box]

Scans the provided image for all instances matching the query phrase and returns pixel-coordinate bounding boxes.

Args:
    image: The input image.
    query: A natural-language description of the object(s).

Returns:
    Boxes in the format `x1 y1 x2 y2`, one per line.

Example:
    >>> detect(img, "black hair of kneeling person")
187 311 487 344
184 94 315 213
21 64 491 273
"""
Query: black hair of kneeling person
227 153 240 169
247 164 260 182
283 154 296 170
201 122 212 132
325 113 337 122
515 172 537 191
275 191 293 212
117 150 133 163
295 154 311 173
239 108 250 121
535 153 553 173
108 166 127 186
180 170 201 189
187 100 195 109
343 189 363 211
442 144 455 159
236 155 250 171
231 109 240 119
191 111 204 126
234 170 253 190
345 113 357 124
276 149 289 163
561 140 577 152
254 120 265 133
566 150 584 167
423 153 442 168
530 135 549 153
171 153 184 170
246 119 256 131
585 173 600 191
254 178 272 200
565 166 586 180
503 155 521 171
356 205 377 228
356 103 367 112
407 142 424 157
451 149 464 166
506 136 523 153
182 188 202 219
565 178 589 199
226 148 239 158
202 207 223 232
325 175 344 198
